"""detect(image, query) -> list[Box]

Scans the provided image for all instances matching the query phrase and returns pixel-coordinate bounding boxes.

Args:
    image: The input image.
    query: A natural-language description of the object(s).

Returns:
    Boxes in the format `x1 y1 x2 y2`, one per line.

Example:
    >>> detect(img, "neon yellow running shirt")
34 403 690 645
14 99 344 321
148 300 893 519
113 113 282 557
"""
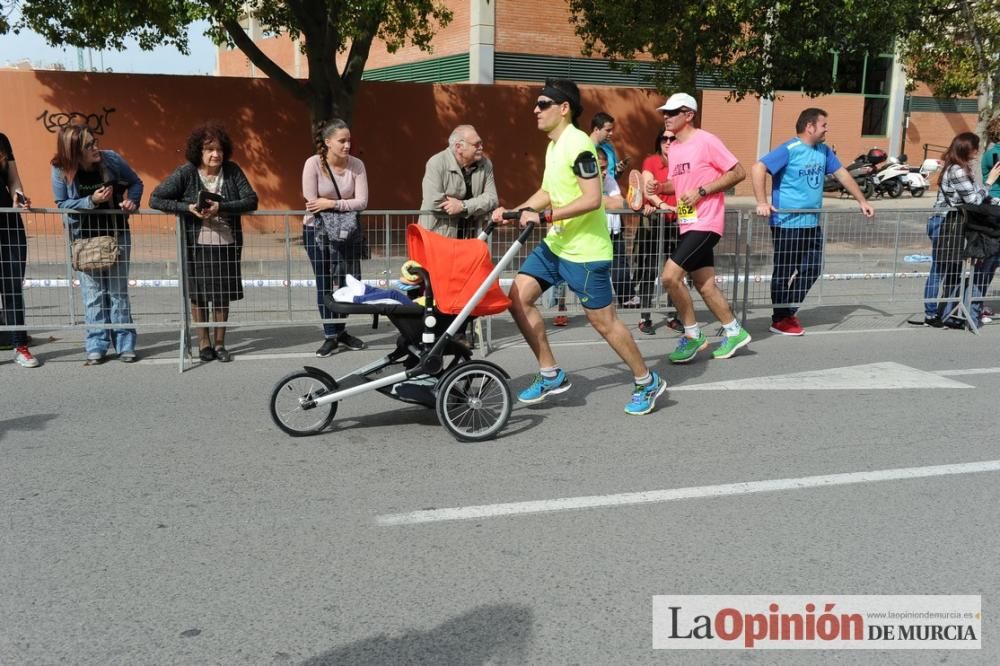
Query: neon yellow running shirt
540 125 612 262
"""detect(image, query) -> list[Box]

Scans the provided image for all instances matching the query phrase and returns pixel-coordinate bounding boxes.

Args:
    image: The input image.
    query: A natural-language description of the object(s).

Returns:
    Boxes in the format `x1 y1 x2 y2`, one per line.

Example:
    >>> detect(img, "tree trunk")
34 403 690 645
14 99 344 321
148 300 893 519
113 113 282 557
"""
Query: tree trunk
305 62 357 150
674 34 699 93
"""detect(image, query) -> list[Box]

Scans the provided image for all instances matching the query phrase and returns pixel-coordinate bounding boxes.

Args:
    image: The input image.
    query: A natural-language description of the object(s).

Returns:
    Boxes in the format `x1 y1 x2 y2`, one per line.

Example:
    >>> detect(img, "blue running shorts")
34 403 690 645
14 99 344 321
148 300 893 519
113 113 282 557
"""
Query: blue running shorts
519 242 613 309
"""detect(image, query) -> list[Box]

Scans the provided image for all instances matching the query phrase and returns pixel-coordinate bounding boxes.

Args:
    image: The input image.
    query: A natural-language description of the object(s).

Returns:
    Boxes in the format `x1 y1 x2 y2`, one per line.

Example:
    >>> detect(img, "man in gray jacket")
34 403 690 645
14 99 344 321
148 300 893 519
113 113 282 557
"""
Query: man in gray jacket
419 125 498 238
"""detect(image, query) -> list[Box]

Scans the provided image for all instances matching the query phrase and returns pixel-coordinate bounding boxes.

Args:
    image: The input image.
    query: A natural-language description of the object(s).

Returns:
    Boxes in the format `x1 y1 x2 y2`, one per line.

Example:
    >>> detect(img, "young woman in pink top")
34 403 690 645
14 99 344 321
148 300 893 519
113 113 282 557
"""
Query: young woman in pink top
301 119 369 357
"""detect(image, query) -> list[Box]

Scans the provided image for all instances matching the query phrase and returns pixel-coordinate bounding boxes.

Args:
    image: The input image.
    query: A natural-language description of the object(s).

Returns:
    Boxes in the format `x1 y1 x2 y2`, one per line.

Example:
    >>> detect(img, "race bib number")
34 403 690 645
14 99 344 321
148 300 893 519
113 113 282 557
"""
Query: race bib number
677 200 698 225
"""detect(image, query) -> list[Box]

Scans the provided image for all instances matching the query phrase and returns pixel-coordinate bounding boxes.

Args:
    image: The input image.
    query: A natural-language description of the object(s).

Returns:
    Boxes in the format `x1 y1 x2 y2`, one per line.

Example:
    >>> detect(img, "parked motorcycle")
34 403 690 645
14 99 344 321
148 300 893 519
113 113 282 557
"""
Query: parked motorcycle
900 157 941 197
871 157 910 198
824 154 874 198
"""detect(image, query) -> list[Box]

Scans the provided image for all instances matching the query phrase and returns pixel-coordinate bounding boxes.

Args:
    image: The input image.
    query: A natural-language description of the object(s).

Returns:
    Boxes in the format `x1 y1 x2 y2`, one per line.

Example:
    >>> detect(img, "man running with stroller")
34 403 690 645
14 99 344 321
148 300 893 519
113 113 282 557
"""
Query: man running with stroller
491 79 666 416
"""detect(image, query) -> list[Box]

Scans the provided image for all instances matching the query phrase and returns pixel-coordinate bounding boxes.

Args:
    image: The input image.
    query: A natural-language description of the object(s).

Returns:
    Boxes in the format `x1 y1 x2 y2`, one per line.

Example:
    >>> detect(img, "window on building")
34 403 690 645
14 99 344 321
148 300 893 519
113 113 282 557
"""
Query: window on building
834 53 865 94
862 98 889 136
756 49 896 136
861 53 893 135
864 55 893 95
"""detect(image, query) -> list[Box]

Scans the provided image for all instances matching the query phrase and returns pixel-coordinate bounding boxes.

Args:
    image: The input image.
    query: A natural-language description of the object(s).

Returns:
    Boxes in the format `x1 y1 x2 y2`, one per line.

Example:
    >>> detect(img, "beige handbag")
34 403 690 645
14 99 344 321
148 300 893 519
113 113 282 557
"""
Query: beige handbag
71 236 120 272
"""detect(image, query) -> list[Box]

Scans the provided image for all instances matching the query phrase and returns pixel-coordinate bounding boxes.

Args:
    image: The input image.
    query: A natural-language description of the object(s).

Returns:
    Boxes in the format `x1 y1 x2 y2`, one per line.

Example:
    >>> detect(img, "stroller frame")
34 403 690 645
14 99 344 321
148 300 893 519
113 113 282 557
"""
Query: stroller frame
270 219 535 442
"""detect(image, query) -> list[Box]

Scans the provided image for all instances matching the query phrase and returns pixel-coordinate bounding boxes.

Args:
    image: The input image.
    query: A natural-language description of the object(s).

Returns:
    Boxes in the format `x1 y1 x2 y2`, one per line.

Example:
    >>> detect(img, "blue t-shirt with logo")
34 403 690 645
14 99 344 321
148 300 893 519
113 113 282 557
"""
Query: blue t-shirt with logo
760 138 841 228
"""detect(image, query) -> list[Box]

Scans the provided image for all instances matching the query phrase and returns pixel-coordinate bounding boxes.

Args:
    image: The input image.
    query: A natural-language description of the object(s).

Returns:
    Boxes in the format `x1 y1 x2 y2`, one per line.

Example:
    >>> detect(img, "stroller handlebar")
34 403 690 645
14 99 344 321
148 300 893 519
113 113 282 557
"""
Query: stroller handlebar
499 209 537 242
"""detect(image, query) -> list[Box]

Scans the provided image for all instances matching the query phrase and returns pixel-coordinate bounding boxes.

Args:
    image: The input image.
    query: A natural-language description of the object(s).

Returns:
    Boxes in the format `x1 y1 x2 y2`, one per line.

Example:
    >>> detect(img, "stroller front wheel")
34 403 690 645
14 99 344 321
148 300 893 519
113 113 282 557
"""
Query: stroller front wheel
436 361 512 442
270 370 339 436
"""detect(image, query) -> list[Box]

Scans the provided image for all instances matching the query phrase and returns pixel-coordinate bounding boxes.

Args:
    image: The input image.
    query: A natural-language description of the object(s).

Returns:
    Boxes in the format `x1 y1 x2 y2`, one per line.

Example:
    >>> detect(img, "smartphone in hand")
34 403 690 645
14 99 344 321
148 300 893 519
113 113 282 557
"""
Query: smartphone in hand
992 153 999 168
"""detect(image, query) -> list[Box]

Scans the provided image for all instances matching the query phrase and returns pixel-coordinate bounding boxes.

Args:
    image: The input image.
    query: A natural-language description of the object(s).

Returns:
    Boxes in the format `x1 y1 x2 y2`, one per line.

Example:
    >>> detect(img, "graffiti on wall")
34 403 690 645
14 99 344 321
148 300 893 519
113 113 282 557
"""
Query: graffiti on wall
37 107 116 134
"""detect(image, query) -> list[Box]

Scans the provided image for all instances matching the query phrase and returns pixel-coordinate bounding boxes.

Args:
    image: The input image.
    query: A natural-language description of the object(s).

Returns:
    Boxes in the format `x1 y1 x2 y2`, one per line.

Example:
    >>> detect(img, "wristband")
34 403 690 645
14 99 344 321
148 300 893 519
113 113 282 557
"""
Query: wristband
541 209 553 223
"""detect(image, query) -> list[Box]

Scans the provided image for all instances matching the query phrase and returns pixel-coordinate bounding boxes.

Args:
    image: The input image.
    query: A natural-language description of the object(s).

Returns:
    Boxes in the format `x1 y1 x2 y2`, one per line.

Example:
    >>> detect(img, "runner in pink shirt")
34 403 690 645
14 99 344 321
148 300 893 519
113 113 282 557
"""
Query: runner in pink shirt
645 93 752 363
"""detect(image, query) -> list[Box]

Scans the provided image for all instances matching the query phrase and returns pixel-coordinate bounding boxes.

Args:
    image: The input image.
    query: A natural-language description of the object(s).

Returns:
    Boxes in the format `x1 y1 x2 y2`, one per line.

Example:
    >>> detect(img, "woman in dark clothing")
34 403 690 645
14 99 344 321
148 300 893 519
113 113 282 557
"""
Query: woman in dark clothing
925 132 1000 327
151 122 258 362
1 132 39 367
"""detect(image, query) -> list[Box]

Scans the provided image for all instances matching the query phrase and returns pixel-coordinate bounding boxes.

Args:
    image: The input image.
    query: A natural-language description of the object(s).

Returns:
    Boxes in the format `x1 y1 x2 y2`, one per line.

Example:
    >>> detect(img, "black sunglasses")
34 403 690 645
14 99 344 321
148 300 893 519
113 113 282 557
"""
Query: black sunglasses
662 108 691 118
660 135 677 144
535 99 559 110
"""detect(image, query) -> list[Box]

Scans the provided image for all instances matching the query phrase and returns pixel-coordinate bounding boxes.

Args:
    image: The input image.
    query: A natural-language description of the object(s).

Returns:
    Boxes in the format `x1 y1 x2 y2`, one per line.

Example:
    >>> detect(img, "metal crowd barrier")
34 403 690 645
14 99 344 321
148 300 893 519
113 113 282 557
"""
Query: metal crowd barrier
734 207 992 332
528 207 995 335
1 206 994 371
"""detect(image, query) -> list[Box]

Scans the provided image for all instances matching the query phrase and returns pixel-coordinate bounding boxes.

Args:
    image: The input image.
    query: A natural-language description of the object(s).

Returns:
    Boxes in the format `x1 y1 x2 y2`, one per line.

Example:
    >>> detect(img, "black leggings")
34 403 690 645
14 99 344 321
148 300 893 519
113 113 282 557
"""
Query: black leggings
633 215 678 309
0 212 27 346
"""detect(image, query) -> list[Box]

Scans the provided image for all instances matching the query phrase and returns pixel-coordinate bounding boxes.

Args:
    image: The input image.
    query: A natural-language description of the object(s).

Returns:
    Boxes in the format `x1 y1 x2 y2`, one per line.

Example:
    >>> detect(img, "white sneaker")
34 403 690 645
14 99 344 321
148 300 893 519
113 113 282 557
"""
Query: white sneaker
14 346 40 368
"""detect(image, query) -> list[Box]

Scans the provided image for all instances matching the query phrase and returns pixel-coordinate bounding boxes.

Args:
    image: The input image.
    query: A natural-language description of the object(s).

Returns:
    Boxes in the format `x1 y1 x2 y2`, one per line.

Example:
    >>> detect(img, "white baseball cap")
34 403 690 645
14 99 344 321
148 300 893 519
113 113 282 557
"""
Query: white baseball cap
657 93 698 113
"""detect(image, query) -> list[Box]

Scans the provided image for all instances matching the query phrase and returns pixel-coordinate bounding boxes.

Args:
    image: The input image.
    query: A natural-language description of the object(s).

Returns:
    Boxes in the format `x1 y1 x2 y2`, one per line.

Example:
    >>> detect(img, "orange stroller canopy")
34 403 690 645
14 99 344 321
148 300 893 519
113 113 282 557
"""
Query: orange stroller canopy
406 224 511 316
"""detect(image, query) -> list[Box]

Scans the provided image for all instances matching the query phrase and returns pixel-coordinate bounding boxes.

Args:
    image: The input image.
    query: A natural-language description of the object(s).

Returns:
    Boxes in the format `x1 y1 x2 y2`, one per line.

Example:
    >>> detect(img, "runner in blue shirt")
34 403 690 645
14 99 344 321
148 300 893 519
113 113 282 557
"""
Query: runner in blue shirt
751 108 874 335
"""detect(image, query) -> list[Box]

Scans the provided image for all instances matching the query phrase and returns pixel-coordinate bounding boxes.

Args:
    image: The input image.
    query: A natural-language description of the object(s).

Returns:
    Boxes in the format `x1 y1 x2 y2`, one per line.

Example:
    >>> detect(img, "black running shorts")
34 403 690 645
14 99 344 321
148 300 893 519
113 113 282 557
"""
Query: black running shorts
670 230 721 272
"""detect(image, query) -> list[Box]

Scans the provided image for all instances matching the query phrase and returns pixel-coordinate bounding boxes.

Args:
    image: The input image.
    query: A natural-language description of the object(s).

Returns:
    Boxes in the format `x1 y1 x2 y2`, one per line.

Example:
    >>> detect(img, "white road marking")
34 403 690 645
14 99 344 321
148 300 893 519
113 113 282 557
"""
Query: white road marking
376 460 1000 526
488 325 922 351
140 351 340 365
934 367 1000 376
671 361 972 391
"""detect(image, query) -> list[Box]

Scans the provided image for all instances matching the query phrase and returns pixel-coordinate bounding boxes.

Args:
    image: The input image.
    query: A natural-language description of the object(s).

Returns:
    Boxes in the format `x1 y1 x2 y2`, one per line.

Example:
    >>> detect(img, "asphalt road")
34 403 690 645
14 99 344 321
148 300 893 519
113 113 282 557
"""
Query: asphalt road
2 305 998 665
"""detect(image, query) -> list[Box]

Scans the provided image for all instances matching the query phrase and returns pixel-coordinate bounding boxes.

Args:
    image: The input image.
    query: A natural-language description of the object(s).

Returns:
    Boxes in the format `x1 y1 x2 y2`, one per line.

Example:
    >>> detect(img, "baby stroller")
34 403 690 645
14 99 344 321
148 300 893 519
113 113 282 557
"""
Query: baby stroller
269 216 533 442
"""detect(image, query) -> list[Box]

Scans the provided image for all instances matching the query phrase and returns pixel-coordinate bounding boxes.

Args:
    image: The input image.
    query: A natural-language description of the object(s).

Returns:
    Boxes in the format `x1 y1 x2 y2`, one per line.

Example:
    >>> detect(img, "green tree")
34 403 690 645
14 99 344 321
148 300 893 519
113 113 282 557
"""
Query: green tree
568 0 920 100
1 1 452 138
898 0 1000 132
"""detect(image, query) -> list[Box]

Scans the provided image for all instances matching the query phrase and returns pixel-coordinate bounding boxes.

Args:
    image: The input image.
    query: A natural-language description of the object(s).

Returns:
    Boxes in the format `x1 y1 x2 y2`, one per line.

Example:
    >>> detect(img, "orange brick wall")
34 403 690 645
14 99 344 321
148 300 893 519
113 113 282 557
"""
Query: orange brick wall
0 71 686 213
496 0 581 54
699 91 760 194
498 0 656 61
217 47 253 77
366 2 470 68
904 111 977 163
216 6 468 77
3 69 976 221
770 93 977 176
769 93 875 162
218 36 299 78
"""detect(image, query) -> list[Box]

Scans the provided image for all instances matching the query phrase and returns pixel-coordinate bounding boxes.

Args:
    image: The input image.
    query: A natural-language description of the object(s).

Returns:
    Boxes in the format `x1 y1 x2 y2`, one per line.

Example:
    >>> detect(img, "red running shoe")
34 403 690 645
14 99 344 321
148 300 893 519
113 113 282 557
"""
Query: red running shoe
769 316 804 336
554 314 569 327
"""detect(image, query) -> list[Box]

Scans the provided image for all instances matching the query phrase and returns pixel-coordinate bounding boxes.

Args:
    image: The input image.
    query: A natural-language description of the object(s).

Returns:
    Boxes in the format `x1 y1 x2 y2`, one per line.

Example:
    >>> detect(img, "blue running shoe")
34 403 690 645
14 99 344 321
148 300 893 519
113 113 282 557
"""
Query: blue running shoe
624 371 667 415
518 369 571 404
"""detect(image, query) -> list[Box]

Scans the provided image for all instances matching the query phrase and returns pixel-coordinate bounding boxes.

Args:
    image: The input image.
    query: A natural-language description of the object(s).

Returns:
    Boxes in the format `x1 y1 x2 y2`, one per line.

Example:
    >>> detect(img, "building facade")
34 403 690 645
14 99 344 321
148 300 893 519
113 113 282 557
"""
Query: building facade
215 0 977 194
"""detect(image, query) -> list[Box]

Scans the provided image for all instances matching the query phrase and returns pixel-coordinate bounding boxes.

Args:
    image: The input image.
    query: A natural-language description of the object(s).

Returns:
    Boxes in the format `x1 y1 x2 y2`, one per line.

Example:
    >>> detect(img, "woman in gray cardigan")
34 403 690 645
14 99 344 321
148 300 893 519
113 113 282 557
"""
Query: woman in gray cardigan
151 122 257 362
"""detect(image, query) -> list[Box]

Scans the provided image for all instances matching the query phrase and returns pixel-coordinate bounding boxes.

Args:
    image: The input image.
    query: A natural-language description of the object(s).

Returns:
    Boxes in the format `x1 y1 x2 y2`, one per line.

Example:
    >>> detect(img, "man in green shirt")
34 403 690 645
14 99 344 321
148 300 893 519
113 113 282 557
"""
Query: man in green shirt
492 79 666 416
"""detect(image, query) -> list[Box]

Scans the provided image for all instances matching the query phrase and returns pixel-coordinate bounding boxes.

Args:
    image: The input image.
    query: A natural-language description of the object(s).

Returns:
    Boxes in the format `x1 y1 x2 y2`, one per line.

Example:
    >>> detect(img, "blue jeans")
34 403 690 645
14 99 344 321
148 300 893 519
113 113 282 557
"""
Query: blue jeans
1 212 28 347
78 230 136 355
770 226 824 321
303 225 360 338
923 215 945 318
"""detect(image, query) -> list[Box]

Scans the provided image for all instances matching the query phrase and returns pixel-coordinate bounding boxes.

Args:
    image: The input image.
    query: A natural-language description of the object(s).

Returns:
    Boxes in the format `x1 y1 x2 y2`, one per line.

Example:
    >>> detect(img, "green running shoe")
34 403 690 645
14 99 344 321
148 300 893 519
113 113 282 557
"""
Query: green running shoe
669 334 708 364
712 328 752 359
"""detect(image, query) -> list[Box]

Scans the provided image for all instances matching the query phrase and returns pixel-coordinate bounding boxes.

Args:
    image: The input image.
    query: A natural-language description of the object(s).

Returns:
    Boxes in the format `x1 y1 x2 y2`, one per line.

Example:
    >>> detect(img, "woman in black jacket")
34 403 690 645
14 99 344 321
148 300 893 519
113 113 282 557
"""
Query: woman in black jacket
151 122 258 362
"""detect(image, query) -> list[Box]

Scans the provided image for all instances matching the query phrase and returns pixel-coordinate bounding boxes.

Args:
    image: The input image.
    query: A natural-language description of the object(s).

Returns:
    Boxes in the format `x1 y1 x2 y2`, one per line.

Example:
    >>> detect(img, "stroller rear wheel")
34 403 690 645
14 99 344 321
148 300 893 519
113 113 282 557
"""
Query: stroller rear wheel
270 370 339 436
436 361 512 442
